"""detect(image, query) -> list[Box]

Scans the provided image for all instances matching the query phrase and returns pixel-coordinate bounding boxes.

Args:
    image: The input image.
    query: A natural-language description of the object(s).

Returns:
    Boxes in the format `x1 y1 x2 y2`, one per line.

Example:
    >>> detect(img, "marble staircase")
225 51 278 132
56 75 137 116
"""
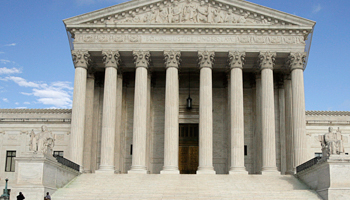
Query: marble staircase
52 174 322 200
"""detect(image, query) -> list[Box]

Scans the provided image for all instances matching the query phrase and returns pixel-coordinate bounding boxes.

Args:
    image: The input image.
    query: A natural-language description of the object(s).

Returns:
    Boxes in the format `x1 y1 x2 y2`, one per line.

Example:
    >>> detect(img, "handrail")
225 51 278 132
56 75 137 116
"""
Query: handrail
296 156 322 173
53 155 80 172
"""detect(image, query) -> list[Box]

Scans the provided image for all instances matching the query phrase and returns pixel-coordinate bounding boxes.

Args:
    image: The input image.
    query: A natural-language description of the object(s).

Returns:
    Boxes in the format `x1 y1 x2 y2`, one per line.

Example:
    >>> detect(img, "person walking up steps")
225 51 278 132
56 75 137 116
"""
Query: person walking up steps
44 192 51 200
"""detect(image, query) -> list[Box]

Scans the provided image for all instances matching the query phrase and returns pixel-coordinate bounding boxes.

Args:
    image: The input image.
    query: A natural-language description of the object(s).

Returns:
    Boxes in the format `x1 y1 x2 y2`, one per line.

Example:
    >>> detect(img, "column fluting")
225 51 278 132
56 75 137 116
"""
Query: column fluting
161 51 180 174
259 52 279 175
254 74 262 174
70 50 90 170
98 50 120 172
228 51 248 174
197 51 216 175
128 51 150 174
287 52 308 171
284 74 294 174
83 72 95 173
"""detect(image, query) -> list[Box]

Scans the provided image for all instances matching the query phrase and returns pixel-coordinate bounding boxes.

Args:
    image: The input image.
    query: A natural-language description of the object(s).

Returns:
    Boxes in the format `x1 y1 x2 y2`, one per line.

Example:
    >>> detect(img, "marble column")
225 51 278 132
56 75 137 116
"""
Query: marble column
284 74 294 174
128 51 150 174
83 72 95 173
98 50 120 173
114 73 123 174
197 51 216 175
70 50 90 169
254 74 262 174
228 51 248 174
278 78 286 174
258 52 279 175
287 52 308 171
161 51 180 174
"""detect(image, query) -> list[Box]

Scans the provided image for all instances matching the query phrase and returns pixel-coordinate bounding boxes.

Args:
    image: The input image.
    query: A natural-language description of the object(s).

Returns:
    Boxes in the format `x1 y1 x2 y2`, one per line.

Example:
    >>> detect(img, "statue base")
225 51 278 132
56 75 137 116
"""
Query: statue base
297 155 350 200
11 152 80 200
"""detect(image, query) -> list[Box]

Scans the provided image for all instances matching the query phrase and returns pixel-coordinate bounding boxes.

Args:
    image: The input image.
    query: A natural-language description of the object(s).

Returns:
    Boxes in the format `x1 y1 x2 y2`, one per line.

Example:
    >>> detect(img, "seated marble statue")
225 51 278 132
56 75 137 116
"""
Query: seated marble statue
319 127 344 157
29 125 55 155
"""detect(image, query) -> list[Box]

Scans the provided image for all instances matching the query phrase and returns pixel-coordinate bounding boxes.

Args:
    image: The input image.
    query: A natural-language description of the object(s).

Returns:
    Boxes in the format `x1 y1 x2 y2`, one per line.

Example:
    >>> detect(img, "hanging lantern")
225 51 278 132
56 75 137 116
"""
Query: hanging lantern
187 96 192 110
187 70 192 110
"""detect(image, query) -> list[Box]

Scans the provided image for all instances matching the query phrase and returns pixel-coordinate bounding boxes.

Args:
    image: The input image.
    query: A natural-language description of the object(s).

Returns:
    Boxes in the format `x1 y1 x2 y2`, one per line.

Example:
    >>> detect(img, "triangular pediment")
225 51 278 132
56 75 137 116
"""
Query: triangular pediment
64 0 315 28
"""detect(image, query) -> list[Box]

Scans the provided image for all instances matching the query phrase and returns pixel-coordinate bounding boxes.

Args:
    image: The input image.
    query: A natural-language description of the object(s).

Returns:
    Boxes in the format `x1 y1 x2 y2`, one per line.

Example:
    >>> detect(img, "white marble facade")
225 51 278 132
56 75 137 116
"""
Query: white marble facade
2 0 350 185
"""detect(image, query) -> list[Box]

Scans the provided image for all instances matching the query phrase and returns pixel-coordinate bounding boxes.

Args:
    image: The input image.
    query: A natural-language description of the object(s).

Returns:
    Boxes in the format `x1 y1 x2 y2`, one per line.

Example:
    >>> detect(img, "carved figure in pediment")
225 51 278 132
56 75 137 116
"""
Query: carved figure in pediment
29 125 55 155
207 4 216 23
214 9 225 23
320 127 345 157
183 0 197 23
224 10 236 23
159 5 169 23
237 13 255 24
131 12 142 23
169 1 183 23
197 1 209 23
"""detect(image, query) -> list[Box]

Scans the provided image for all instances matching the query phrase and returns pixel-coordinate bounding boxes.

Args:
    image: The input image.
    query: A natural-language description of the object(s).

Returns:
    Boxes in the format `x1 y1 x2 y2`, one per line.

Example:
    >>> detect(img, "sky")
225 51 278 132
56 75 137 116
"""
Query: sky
0 0 349 111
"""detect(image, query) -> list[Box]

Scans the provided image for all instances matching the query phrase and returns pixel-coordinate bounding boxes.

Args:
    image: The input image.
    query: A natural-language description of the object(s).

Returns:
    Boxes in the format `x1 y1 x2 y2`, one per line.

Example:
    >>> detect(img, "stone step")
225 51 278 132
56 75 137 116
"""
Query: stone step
52 174 322 200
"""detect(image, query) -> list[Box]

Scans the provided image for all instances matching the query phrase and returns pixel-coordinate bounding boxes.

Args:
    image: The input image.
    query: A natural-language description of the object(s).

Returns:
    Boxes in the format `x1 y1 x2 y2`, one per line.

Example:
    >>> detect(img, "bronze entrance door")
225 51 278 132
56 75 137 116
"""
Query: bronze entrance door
179 124 199 174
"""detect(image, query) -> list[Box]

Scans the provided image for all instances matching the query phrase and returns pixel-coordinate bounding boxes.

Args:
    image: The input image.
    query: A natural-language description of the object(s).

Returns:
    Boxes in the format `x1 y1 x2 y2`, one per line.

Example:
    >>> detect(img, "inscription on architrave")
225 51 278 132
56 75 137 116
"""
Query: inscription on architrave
75 34 305 45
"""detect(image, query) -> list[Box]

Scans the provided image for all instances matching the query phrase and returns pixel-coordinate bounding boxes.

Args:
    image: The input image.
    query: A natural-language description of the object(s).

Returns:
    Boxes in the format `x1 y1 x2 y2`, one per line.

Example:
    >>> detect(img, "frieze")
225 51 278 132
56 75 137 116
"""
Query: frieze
85 0 292 26
75 34 305 45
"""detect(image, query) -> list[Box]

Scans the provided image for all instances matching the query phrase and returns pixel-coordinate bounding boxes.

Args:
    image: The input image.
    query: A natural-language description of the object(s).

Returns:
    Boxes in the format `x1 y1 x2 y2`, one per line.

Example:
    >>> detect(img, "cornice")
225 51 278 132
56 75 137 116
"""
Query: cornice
0 109 72 114
306 111 350 116
68 26 311 37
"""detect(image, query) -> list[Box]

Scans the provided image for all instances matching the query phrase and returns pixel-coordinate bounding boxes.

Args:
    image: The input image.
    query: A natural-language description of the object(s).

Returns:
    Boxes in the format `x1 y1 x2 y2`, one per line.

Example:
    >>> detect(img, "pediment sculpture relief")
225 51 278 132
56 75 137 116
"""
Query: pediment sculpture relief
109 0 272 25
29 125 55 155
319 127 345 158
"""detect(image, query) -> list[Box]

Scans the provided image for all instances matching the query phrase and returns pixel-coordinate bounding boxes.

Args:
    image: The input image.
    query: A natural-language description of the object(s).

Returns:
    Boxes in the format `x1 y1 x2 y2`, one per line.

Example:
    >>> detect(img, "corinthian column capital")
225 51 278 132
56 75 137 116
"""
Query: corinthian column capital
72 50 90 69
258 51 276 70
286 52 307 71
164 51 181 69
133 51 151 68
102 50 120 68
198 51 215 69
228 51 246 69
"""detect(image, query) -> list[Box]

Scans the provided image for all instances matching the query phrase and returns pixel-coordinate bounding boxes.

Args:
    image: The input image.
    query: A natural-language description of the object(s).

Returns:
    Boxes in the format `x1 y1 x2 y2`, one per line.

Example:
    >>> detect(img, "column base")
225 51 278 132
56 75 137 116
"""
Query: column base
128 165 148 174
128 169 148 174
160 166 180 174
285 170 295 175
197 167 216 175
229 167 248 175
160 170 180 175
95 165 115 174
261 167 280 175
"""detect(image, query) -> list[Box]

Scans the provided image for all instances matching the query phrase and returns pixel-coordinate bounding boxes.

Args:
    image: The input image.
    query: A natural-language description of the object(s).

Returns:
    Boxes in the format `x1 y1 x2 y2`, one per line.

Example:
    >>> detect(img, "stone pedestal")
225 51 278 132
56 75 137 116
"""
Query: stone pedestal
297 155 350 200
12 152 79 200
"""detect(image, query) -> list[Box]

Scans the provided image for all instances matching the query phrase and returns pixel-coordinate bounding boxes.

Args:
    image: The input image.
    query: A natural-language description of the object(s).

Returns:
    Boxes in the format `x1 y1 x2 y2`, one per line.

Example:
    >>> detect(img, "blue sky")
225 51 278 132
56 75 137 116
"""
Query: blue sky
0 0 349 111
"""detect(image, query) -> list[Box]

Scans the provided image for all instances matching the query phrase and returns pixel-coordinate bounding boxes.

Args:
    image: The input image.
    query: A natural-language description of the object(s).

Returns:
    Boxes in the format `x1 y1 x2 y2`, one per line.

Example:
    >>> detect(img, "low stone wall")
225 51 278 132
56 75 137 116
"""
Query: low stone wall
297 155 350 200
10 152 80 200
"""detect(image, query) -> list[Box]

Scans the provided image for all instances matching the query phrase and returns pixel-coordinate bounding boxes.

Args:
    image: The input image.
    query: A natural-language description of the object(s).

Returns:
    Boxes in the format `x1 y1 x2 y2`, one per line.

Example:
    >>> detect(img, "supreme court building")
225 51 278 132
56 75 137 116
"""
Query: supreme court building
2 0 350 199
64 0 315 175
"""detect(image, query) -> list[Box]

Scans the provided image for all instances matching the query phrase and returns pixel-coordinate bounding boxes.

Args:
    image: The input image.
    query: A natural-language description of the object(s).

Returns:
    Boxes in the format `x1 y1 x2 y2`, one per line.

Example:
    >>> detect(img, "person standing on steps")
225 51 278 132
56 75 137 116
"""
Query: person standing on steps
44 192 51 200
17 192 25 200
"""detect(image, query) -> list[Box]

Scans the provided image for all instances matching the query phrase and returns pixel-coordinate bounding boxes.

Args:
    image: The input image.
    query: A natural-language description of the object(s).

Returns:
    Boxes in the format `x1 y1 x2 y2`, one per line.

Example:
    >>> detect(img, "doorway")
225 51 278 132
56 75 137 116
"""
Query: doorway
179 124 199 174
